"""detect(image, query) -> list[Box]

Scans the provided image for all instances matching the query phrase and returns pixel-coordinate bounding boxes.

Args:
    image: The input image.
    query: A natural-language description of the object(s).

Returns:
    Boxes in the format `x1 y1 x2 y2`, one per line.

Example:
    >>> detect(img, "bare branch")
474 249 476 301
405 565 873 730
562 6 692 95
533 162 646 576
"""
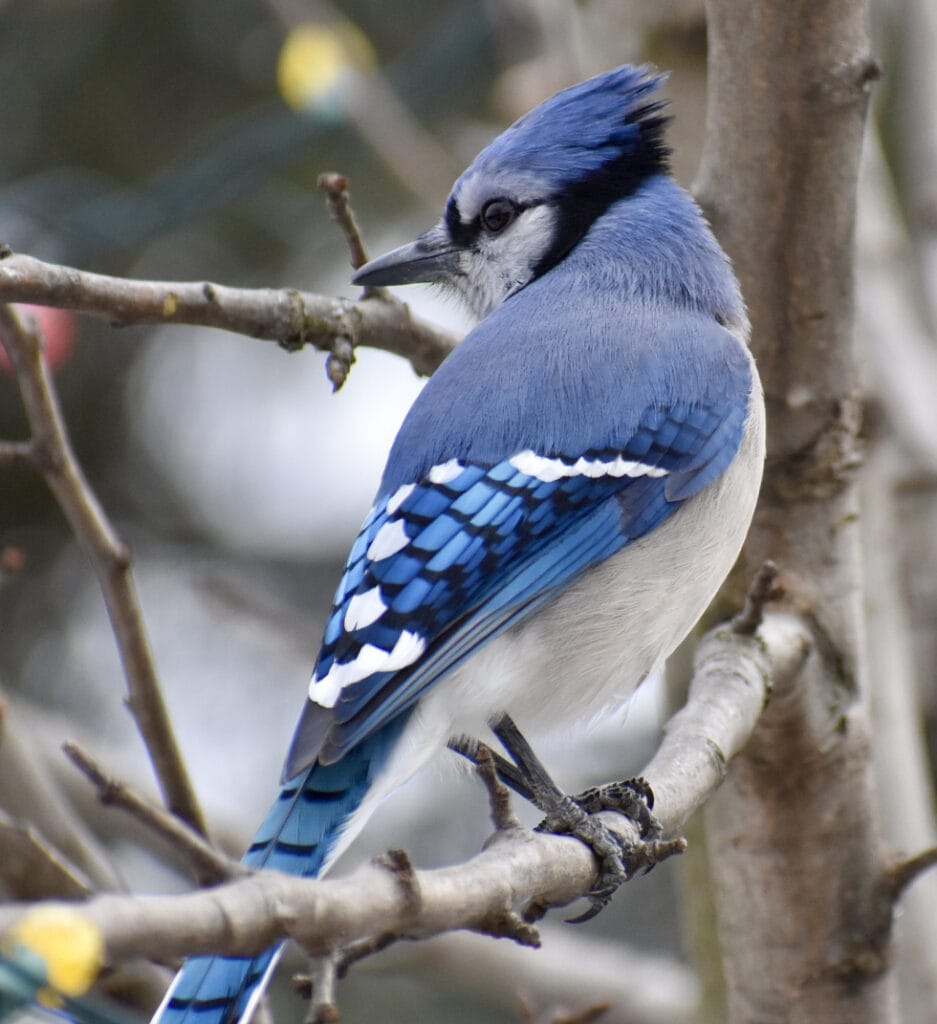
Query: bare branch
0 304 207 837
553 1003 611 1024
0 810 93 901
0 611 800 975
0 696 120 891
886 848 937 903
315 171 378 389
407 929 697 1024
730 561 781 636
317 173 371 272
644 610 809 837
0 251 458 377
294 957 340 1024
857 131 937 476
61 741 243 886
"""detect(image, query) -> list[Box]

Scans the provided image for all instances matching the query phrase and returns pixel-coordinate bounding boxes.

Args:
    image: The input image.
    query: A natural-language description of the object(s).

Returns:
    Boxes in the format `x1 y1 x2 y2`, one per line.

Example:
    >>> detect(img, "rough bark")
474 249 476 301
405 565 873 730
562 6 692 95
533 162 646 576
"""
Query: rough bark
694 1 895 1020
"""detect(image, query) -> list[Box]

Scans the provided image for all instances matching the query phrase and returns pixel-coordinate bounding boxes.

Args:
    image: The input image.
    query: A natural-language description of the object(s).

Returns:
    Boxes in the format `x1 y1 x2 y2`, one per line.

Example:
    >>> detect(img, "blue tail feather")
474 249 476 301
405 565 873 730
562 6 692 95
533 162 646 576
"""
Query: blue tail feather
154 718 408 1024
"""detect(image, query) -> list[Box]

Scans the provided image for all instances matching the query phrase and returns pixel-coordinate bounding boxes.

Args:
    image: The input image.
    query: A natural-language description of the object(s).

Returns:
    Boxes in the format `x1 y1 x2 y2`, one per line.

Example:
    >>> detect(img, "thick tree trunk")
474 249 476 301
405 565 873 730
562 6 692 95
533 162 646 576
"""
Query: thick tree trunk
694 1 896 1020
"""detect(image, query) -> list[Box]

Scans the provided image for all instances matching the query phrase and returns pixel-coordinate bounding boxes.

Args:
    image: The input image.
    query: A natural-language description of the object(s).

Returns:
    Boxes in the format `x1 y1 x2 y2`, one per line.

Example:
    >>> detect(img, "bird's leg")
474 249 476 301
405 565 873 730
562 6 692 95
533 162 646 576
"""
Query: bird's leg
452 714 670 922
447 733 533 800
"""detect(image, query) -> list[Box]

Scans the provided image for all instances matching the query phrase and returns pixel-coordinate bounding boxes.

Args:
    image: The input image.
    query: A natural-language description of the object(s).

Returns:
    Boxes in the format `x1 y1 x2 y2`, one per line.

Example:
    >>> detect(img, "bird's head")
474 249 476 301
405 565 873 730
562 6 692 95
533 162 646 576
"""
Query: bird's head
353 65 671 318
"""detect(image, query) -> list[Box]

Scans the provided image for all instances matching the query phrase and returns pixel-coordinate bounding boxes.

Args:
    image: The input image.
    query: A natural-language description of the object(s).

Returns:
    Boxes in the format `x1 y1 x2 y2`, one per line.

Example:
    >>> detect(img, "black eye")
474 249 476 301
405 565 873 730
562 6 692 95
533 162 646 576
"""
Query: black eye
480 198 517 234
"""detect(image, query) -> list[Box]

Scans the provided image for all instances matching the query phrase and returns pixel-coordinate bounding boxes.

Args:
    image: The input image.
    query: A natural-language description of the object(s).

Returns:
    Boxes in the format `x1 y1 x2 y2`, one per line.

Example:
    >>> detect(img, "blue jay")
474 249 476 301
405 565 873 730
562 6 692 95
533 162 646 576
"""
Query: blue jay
157 64 764 1024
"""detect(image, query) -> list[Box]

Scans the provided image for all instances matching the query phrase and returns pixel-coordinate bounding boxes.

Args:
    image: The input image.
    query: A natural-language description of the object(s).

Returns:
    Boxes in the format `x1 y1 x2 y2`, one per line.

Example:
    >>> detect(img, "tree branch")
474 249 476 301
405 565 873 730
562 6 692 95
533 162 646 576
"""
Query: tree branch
61 742 243 887
0 611 806 980
0 250 458 378
0 810 93 901
407 929 697 1024
0 696 120 893
0 305 207 837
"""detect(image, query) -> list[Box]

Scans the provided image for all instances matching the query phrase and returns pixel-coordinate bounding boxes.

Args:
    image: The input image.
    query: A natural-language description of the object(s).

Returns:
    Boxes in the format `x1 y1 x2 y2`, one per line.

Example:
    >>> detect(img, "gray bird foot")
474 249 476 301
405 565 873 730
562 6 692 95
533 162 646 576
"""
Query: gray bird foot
449 714 670 923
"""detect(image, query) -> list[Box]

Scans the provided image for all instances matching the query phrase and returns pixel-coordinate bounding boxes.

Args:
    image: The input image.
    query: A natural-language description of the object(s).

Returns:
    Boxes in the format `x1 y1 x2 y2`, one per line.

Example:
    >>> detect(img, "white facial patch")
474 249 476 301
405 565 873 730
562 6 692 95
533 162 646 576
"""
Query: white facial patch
309 630 427 708
453 205 558 319
509 450 670 483
366 518 410 561
344 586 387 631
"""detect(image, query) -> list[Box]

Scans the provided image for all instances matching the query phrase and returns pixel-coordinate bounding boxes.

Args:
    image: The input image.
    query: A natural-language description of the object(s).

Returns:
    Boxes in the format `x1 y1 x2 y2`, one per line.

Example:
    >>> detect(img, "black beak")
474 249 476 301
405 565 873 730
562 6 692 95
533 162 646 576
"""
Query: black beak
352 224 461 287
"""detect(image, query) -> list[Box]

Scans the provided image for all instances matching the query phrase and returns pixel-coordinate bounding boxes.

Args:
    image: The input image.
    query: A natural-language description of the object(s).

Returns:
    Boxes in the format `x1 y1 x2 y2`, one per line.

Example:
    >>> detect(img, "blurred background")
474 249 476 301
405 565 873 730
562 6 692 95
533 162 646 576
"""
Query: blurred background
1 1 935 1022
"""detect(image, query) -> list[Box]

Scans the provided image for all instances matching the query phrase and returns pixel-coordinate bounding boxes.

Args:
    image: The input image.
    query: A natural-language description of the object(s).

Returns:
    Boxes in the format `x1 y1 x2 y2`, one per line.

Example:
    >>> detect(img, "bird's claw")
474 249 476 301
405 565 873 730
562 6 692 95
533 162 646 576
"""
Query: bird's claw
569 777 663 840
536 777 662 922
452 715 673 921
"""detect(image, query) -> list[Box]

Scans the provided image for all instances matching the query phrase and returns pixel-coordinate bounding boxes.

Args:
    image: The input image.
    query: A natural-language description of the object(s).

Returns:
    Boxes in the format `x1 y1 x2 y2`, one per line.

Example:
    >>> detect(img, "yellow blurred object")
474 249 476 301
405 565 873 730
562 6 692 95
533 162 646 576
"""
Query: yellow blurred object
277 22 376 112
8 907 104 1001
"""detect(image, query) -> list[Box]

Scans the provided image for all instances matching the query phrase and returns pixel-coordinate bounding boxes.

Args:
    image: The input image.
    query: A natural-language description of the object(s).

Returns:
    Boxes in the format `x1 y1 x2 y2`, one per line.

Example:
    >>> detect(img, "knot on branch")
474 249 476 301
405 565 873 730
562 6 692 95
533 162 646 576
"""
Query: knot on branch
819 55 882 105
477 908 541 948
765 396 864 503
732 561 783 636
373 848 421 919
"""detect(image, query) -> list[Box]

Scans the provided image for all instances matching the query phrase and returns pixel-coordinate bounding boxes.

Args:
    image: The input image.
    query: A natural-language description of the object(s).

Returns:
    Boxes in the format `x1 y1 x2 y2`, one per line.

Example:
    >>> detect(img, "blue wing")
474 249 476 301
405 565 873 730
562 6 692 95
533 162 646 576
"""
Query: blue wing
284 387 749 777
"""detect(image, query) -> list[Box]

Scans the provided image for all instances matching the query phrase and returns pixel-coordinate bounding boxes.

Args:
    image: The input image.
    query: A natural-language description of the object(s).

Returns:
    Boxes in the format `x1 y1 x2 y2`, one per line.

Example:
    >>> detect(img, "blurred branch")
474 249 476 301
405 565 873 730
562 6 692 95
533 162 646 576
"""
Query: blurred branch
62 742 243 888
0 250 458 378
858 131 937 475
0 810 93 901
0 610 804 990
0 696 120 892
0 305 208 838
863 438 937 1023
0 440 36 470
403 929 697 1024
900 0 937 331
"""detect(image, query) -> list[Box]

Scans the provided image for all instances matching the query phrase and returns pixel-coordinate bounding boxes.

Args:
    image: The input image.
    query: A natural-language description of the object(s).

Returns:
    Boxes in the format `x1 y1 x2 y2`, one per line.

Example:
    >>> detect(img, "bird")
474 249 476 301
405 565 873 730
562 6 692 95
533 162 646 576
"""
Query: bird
155 63 765 1024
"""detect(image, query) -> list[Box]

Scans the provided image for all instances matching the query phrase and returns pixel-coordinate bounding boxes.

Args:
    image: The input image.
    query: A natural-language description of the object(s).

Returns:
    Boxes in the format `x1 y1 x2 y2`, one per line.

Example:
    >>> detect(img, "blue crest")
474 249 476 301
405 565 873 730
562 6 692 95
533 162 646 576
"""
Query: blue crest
457 65 670 200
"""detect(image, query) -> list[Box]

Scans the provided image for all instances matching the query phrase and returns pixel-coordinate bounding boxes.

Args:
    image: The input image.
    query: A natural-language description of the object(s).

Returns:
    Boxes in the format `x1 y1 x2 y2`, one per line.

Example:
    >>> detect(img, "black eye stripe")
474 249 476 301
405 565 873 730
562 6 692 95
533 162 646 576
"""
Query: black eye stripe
446 197 533 248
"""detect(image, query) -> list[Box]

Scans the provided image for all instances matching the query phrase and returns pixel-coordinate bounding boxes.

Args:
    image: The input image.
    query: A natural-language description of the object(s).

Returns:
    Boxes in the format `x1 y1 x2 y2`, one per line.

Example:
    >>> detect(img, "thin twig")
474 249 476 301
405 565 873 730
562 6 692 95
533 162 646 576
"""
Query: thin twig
0 697 121 890
731 561 782 636
0 809 93 900
0 304 208 836
474 908 541 948
317 173 371 272
61 741 242 886
336 934 399 977
552 1003 611 1024
0 250 458 377
294 956 340 1024
886 847 937 902
317 172 374 389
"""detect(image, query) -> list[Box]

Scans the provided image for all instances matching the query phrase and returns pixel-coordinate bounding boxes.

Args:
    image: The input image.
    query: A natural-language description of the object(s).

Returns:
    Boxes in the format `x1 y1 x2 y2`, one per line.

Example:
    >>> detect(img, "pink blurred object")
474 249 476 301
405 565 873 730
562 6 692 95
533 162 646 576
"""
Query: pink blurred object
0 304 77 375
